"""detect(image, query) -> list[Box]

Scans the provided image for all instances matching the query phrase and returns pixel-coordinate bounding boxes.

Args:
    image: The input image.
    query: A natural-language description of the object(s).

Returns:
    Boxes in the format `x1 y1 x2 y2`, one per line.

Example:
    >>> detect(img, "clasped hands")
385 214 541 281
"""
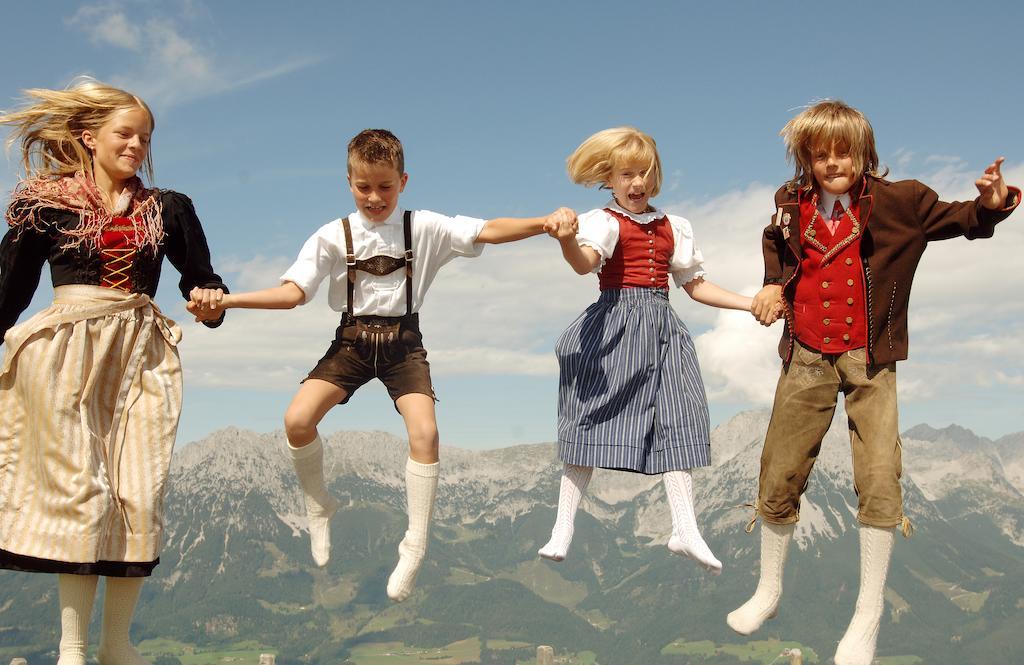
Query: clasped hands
186 287 225 322
751 284 785 326
543 207 578 240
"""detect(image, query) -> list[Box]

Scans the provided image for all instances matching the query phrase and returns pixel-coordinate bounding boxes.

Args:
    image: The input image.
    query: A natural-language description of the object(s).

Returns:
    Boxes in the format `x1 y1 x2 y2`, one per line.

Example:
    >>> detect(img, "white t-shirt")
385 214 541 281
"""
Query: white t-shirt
280 207 487 316
576 200 706 287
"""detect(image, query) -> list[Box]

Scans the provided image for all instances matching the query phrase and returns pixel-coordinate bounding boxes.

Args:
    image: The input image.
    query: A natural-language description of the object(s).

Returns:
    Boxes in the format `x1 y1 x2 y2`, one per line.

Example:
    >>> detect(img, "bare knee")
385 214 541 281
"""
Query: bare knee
407 421 439 462
284 406 319 446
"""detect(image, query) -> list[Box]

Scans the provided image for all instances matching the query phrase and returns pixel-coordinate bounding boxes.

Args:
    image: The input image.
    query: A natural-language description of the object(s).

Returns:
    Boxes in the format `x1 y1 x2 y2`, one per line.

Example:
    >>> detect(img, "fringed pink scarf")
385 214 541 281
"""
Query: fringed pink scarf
5 172 164 253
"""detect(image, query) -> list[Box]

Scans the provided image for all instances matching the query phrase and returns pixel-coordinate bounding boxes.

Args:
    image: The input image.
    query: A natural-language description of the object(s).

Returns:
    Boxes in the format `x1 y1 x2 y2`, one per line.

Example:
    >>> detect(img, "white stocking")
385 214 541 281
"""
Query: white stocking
834 525 895 665
663 470 721 574
387 458 439 602
289 435 341 567
726 521 795 635
57 574 98 665
538 464 593 562
97 577 149 665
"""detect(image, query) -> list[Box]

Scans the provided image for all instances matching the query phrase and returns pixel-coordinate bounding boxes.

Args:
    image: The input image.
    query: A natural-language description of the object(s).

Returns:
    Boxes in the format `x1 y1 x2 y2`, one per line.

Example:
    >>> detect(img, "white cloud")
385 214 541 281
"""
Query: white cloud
66 2 322 108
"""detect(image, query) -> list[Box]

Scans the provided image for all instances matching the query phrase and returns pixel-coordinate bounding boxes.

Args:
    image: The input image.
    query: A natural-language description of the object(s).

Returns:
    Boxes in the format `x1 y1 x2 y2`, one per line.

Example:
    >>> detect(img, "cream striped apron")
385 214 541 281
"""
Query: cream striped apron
0 285 182 565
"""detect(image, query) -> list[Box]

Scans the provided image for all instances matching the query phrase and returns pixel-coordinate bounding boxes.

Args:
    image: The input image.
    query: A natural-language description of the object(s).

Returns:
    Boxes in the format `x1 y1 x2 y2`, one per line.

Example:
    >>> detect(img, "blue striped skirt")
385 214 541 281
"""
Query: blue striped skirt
555 288 710 474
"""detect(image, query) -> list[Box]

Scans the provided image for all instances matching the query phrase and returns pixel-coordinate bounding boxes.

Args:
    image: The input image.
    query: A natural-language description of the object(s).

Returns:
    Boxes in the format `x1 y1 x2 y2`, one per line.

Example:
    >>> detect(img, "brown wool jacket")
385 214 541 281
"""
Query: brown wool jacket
762 176 1020 365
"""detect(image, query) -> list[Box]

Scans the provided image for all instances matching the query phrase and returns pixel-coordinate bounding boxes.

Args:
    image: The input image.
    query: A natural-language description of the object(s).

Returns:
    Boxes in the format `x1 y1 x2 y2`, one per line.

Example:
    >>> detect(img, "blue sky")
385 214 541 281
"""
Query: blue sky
2 1 1022 448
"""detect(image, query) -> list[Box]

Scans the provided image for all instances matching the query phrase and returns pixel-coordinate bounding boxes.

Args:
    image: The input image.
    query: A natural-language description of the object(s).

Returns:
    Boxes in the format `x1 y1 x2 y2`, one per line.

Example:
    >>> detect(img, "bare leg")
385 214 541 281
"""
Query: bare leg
663 469 721 574
284 379 346 566
538 464 593 562
58 574 99 665
387 393 439 602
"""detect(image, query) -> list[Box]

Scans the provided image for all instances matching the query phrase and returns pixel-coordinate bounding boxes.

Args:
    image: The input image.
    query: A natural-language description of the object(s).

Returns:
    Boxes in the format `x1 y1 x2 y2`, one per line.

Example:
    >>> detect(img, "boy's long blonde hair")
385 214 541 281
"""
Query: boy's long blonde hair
567 127 663 197
0 77 155 182
781 100 886 193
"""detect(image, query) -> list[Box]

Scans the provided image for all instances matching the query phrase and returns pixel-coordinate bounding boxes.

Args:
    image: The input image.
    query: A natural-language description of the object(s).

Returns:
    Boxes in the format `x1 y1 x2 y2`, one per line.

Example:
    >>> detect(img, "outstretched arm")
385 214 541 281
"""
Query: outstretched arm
188 282 305 321
476 207 576 244
683 277 753 311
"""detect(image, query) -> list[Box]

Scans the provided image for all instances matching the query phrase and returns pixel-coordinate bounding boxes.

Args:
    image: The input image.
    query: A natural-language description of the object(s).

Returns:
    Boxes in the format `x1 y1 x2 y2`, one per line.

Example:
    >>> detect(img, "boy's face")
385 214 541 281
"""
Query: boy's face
348 160 408 223
607 161 655 214
810 142 856 196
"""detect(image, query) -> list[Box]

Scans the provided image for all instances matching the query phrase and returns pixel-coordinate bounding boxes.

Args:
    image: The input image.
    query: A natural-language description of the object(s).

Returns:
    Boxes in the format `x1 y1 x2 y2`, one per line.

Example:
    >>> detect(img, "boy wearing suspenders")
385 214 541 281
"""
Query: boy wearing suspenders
195 129 574 602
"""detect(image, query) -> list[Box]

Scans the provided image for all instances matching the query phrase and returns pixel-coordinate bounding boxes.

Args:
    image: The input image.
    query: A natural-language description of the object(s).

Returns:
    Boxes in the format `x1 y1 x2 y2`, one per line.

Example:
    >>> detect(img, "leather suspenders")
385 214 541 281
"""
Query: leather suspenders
342 211 414 317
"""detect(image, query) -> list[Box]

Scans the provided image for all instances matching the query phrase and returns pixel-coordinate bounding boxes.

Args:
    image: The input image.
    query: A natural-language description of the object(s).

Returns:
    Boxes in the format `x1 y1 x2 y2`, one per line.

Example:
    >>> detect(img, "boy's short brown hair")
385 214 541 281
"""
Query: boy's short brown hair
347 128 404 174
781 100 887 193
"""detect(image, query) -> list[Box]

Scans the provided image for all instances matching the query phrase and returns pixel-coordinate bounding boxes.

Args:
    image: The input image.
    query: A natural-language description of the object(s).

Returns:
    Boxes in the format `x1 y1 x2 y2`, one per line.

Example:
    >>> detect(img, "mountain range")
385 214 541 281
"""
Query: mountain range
1 409 1022 665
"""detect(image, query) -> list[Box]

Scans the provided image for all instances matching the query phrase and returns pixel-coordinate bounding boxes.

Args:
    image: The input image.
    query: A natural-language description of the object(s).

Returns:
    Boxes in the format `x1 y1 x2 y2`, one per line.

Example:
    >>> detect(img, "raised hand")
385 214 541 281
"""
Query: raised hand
976 157 1009 210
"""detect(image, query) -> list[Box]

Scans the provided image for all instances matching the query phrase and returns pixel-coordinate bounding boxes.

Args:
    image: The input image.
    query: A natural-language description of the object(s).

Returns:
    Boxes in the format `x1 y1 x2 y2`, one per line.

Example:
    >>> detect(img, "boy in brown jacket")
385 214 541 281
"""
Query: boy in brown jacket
728 100 1019 665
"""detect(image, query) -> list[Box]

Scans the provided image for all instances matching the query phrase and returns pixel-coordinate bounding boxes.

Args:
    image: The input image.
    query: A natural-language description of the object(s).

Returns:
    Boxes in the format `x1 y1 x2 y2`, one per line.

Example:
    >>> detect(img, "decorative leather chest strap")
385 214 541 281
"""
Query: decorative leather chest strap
341 211 414 316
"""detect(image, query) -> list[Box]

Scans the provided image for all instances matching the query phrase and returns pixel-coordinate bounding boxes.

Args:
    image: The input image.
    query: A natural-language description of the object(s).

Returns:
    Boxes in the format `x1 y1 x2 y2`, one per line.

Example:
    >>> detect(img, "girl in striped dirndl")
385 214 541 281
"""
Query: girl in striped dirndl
539 127 754 573
0 79 227 665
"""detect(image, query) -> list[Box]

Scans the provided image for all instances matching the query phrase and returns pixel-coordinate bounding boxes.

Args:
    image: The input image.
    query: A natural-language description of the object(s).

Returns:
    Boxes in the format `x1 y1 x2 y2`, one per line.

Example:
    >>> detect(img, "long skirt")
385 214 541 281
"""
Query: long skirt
0 285 182 576
555 288 710 474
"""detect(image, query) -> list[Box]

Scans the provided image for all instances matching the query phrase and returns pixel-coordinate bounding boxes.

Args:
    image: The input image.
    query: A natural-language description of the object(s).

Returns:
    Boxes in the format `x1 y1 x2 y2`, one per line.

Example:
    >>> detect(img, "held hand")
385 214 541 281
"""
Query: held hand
751 285 783 326
188 287 225 323
186 300 224 322
976 157 1009 210
544 207 578 239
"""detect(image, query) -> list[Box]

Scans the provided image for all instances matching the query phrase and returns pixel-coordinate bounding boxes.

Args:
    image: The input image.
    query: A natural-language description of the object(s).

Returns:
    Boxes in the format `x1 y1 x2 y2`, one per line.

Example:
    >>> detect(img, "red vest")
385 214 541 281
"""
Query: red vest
599 209 675 290
791 197 868 353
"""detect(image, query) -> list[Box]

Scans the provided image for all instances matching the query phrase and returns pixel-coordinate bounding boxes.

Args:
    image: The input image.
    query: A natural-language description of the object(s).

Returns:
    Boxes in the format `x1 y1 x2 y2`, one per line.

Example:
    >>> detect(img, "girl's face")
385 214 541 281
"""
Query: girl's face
607 161 655 214
81 107 152 187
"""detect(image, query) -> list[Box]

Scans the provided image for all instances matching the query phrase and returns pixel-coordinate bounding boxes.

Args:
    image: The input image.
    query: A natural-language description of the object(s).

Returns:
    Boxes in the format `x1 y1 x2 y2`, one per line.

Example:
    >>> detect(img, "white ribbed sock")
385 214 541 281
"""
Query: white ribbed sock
289 435 341 567
538 464 593 562
834 525 895 665
663 470 721 574
57 574 99 665
726 521 795 635
387 458 439 602
97 577 148 665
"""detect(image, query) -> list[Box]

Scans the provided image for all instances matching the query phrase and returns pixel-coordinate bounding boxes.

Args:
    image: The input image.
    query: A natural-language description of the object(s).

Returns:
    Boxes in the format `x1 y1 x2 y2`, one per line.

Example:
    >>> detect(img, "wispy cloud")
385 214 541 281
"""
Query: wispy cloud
66 2 323 108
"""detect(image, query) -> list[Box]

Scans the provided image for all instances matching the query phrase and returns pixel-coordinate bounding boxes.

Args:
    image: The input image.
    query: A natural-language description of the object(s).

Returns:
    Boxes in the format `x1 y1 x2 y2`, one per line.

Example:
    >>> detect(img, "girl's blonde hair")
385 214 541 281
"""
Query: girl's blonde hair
0 77 155 182
781 99 886 193
567 127 663 197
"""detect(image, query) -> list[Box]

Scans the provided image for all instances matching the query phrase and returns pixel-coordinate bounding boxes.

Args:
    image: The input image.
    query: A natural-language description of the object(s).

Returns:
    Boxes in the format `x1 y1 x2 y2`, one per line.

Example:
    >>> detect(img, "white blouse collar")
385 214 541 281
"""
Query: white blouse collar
605 199 664 225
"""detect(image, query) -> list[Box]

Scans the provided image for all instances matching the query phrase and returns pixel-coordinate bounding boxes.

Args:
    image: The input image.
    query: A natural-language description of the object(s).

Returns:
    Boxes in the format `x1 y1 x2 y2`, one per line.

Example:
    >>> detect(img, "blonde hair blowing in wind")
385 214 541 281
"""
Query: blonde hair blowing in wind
780 99 887 193
0 77 155 182
567 127 663 197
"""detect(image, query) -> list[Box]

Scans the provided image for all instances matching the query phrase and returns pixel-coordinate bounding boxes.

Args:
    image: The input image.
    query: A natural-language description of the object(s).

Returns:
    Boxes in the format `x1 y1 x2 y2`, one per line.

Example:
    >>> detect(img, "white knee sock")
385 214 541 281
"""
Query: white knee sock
726 521 795 635
58 574 99 665
289 435 341 567
663 470 722 574
538 464 593 562
834 525 895 665
387 458 439 602
97 577 148 665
